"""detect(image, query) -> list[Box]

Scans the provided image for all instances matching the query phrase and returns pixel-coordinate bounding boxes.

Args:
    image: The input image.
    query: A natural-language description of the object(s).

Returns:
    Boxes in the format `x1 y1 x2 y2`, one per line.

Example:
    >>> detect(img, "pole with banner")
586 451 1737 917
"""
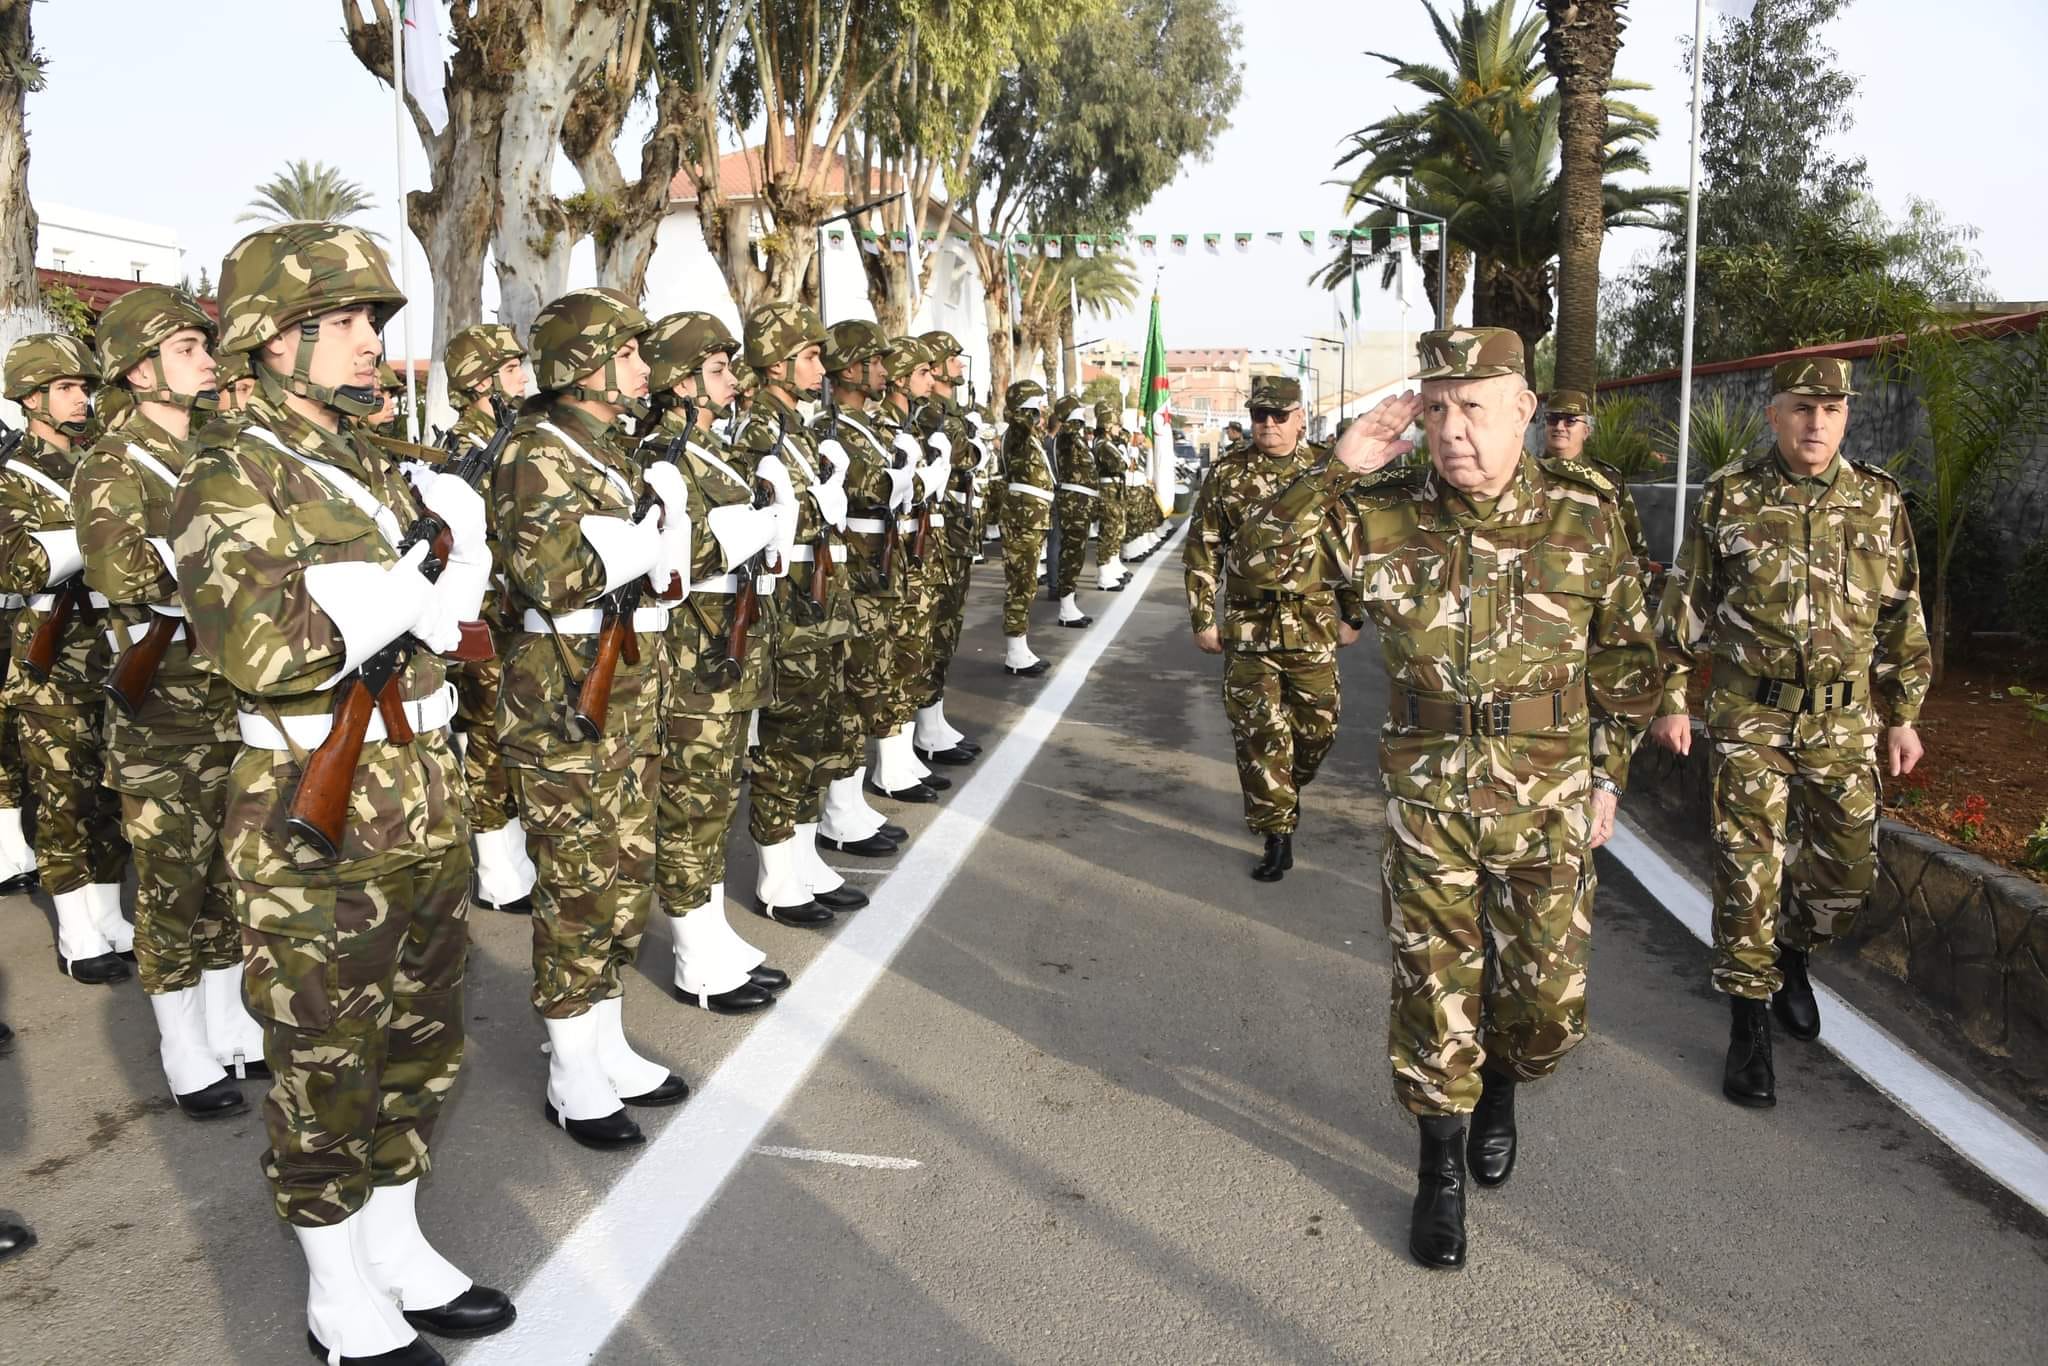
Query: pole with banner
1140 276 1174 514
391 3 417 438
1673 0 1711 564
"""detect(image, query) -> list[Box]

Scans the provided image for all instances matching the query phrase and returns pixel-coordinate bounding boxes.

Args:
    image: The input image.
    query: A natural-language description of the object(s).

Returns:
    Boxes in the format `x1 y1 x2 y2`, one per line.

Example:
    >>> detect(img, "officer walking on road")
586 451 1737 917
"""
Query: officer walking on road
1234 329 1661 1270
1649 356 1930 1108
1543 389 1654 574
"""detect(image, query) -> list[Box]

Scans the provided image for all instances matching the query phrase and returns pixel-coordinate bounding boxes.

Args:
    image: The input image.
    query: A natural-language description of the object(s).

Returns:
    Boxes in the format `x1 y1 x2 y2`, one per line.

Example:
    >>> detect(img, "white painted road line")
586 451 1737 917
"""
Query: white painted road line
1606 818 2048 1217
470 525 1186 1365
753 1145 924 1171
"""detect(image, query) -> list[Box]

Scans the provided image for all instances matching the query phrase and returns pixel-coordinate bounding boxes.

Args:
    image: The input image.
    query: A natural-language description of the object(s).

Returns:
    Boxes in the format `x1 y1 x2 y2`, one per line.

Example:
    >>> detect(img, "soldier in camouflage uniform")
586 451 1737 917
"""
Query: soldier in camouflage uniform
1650 356 1930 1108
998 380 1055 675
1544 389 1654 574
735 303 868 922
174 223 512 1359
213 349 256 414
0 379 38 894
909 329 984 765
493 288 691 1152
1050 396 1100 630
1121 412 1161 560
1182 376 1356 884
440 322 535 915
1093 403 1131 591
0 334 131 984
638 310 788 1013
75 286 264 1120
1235 328 1661 1270
368 360 406 437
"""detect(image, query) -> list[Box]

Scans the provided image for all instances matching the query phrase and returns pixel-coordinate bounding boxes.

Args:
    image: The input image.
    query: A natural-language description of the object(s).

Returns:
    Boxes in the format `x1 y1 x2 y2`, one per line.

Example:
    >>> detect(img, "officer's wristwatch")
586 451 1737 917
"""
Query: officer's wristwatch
1591 775 1622 797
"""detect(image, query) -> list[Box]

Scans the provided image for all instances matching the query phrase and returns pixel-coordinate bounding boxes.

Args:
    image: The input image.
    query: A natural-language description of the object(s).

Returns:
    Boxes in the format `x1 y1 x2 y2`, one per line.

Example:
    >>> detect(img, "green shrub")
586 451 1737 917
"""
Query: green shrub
1662 390 1769 476
2010 536 2048 650
1582 393 1665 481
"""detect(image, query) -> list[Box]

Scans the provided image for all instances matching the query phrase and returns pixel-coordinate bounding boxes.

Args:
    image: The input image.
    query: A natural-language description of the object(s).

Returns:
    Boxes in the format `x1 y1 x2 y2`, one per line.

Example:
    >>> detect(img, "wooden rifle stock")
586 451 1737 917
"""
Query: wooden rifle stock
283 672 411 860
569 604 640 742
103 612 182 718
20 579 88 681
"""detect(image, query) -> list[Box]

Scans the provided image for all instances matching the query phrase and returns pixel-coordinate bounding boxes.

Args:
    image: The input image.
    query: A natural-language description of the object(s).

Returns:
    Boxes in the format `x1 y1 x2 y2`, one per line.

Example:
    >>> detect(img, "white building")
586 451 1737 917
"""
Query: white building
643 148 997 409
33 202 184 285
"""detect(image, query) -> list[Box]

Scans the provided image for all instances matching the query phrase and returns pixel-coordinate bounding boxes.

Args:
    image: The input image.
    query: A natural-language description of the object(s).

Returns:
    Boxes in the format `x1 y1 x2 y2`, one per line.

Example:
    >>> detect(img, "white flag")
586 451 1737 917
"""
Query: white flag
401 1 448 135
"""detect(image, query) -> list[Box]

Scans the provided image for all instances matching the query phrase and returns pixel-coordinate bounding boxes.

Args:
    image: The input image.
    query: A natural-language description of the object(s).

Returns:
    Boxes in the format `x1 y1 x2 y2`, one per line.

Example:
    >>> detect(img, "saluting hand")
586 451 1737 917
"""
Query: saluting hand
1332 390 1425 474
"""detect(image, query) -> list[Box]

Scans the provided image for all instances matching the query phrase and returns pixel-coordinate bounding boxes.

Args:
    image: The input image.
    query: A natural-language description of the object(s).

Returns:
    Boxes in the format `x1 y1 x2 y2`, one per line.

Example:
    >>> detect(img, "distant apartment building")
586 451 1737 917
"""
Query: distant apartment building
33 203 184 285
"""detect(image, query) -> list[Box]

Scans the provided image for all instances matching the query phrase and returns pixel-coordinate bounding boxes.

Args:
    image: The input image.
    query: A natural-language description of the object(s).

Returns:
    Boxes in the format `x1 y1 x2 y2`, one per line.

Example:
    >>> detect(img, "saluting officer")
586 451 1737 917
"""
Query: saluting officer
1542 388 1654 574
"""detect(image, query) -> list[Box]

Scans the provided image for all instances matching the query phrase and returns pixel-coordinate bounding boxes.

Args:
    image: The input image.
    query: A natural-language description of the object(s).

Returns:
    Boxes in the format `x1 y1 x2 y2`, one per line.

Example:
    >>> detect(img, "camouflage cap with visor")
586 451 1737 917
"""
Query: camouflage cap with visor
1247 376 1302 413
1773 356 1857 397
1416 326 1524 380
1545 387 1593 417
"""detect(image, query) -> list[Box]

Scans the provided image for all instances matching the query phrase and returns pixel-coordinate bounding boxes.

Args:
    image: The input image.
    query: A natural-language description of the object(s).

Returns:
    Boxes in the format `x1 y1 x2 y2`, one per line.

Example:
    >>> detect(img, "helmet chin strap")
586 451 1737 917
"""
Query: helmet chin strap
127 353 219 414
274 319 380 417
689 372 729 420
564 354 650 421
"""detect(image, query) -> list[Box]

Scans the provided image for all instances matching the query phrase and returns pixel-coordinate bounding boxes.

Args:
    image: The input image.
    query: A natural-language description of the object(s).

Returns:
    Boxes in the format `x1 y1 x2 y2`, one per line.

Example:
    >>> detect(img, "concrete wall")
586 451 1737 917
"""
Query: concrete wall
34 202 183 284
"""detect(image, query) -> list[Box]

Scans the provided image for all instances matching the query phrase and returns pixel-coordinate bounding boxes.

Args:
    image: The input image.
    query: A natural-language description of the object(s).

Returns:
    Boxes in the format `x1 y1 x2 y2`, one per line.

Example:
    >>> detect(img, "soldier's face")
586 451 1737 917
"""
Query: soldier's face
1251 407 1302 454
910 363 935 399
1543 413 1588 459
494 356 530 400
698 352 737 408
608 337 651 398
1768 394 1850 471
374 390 399 426
225 377 256 411
1423 376 1536 495
129 327 216 401
791 343 824 393
287 306 382 394
32 378 91 430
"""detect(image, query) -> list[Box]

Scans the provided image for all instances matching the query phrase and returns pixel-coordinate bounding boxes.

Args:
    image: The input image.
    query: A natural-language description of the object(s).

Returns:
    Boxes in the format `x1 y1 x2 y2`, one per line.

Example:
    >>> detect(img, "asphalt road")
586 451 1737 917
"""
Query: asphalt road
3 534 2045 1365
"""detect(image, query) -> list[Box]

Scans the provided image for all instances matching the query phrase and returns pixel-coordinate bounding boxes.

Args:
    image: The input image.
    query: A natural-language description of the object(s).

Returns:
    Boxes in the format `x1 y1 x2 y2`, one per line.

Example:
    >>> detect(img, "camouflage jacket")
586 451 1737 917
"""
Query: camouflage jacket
0 432 109 711
733 389 852 652
74 412 238 747
1588 457 1655 575
492 401 664 772
1001 423 1054 495
1656 449 1930 749
173 398 464 885
1094 434 1125 491
811 398 901 598
444 399 496 453
934 396 978 559
1238 454 1661 813
1055 427 1094 487
1183 439 1360 650
642 406 773 715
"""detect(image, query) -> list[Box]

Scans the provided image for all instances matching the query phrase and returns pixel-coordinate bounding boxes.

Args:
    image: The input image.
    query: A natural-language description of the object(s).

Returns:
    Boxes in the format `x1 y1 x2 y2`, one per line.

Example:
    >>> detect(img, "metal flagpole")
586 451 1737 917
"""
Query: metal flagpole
392 4 419 439
903 191 921 324
1672 0 1709 564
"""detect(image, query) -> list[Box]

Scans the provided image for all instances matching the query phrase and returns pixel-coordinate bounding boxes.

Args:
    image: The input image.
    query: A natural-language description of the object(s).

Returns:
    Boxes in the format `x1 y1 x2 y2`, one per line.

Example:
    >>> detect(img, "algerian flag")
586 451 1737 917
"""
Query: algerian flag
1137 234 1157 256
1139 290 1174 513
1074 235 1094 259
889 231 908 255
827 228 846 249
1712 0 1757 18
1169 233 1188 255
1202 233 1222 255
400 1 448 135
1044 236 1063 259
1233 233 1253 253
1418 223 1441 252
1105 232 1126 251
859 230 881 255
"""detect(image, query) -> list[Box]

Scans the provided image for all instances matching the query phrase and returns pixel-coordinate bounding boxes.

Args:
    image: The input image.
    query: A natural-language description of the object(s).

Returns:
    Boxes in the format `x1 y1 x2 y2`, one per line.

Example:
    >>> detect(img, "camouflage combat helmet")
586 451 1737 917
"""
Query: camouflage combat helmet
444 323 525 397
377 361 403 393
919 329 962 359
729 359 758 394
823 319 887 374
1094 400 1118 430
741 301 826 372
883 334 932 385
642 310 740 415
217 223 404 417
1004 378 1046 423
528 287 653 419
95 285 219 413
1052 394 1083 425
5 333 100 438
214 350 251 385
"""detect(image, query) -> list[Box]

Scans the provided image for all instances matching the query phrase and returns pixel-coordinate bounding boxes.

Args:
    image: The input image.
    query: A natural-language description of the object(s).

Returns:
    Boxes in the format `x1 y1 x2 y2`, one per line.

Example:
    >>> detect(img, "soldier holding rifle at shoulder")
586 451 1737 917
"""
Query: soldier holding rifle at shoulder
174 223 512 1364
910 329 983 765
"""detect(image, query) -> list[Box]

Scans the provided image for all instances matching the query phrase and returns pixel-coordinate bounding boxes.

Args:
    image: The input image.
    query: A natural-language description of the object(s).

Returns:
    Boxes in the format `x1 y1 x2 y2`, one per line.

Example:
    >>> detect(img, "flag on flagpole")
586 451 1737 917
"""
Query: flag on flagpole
400 1 448 135
1074 235 1094 259
1169 233 1188 255
1139 287 1175 513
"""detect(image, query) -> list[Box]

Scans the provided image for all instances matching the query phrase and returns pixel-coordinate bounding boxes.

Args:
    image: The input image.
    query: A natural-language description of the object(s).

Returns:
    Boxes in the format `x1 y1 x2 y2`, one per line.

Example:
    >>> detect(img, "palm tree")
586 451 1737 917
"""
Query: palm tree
1016 250 1141 392
1543 0 1630 394
237 159 384 239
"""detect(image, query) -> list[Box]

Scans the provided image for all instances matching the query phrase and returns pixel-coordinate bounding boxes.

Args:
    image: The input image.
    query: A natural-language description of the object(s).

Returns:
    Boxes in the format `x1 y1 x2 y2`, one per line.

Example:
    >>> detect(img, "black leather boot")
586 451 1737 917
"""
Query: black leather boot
748 965 790 992
1409 1115 1468 1270
818 831 898 857
0 870 35 895
1467 1067 1518 1187
877 820 909 842
542 1101 645 1150
1250 834 1293 883
675 981 777 1015
403 1285 516 1339
57 950 130 985
1772 947 1821 1041
867 777 938 804
619 1073 692 1108
813 885 869 911
1723 996 1776 1108
915 743 978 765
174 1075 251 1121
753 899 835 928
304 1330 445 1365
0 1218 33 1263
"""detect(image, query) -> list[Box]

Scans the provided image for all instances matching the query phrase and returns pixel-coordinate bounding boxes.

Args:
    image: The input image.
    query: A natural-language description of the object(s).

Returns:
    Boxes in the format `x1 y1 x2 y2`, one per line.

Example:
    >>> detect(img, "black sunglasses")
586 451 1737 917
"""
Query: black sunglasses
1250 408 1293 425
1544 414 1586 427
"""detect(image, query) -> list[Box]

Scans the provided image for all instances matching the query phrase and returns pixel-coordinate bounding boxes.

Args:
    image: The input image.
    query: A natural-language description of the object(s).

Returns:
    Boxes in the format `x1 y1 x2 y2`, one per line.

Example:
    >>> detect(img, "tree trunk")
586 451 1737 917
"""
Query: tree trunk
1475 261 1555 388
0 0 49 341
972 239 1015 403
561 53 686 303
1420 244 1470 329
1543 1 1627 394
1931 554 1951 687
491 24 593 341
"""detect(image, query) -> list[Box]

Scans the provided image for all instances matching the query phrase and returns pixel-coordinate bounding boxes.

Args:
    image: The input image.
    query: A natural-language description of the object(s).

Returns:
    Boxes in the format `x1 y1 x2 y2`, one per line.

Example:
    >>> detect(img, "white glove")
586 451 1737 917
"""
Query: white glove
28 529 82 585
420 472 489 567
809 448 848 530
643 462 693 594
884 459 918 513
815 438 851 479
399 459 438 494
417 555 491 654
304 541 436 687
705 503 778 571
915 453 949 499
890 431 924 466
579 510 664 598
754 453 796 512
927 432 953 464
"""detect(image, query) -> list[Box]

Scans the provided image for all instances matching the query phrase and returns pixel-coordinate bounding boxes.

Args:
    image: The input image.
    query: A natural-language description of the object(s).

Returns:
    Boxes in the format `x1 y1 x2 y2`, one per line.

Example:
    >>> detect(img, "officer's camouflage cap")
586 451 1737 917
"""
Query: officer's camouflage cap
1094 399 1118 426
883 334 932 381
528 287 650 392
444 322 525 392
217 223 405 356
643 310 738 392
1416 326 1524 380
4 332 99 400
1247 376 1302 412
1773 356 1856 397
94 285 214 387
742 301 826 369
1546 388 1592 417
918 329 962 358
823 319 887 373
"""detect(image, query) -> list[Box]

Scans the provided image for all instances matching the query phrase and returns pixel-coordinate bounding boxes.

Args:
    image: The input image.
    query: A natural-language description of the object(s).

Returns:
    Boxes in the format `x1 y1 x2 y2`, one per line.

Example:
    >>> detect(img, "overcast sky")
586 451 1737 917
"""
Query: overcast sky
24 0 2048 366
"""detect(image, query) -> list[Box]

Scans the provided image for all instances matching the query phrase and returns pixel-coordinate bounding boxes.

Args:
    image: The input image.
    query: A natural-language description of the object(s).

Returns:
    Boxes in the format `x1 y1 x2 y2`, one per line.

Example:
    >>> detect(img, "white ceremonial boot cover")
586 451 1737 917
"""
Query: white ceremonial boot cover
473 818 537 906
792 822 845 894
542 1010 625 1122
590 994 670 1098
755 838 813 910
0 807 34 880
53 886 113 966
353 1179 472 1312
1058 593 1087 623
1004 635 1041 670
897 722 933 780
849 766 893 831
673 895 756 997
1095 562 1122 590
917 701 966 751
870 730 926 795
200 964 267 1075
821 774 884 842
705 882 767 972
297 1219 418 1362
87 881 132 953
149 986 229 1097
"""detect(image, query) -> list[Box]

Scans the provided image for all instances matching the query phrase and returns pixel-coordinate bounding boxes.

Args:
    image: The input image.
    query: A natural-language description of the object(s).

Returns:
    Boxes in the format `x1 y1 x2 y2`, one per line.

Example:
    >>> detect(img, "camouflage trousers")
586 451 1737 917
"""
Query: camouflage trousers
1222 648 1340 835
453 654 515 834
1001 494 1052 636
1382 796 1596 1117
749 646 834 844
0 649 25 807
888 569 939 731
657 705 749 910
105 740 239 994
15 702 127 895
1053 491 1097 598
514 756 659 1018
1096 490 1125 566
927 554 972 705
843 590 899 746
1709 739 1879 999
237 845 470 1227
